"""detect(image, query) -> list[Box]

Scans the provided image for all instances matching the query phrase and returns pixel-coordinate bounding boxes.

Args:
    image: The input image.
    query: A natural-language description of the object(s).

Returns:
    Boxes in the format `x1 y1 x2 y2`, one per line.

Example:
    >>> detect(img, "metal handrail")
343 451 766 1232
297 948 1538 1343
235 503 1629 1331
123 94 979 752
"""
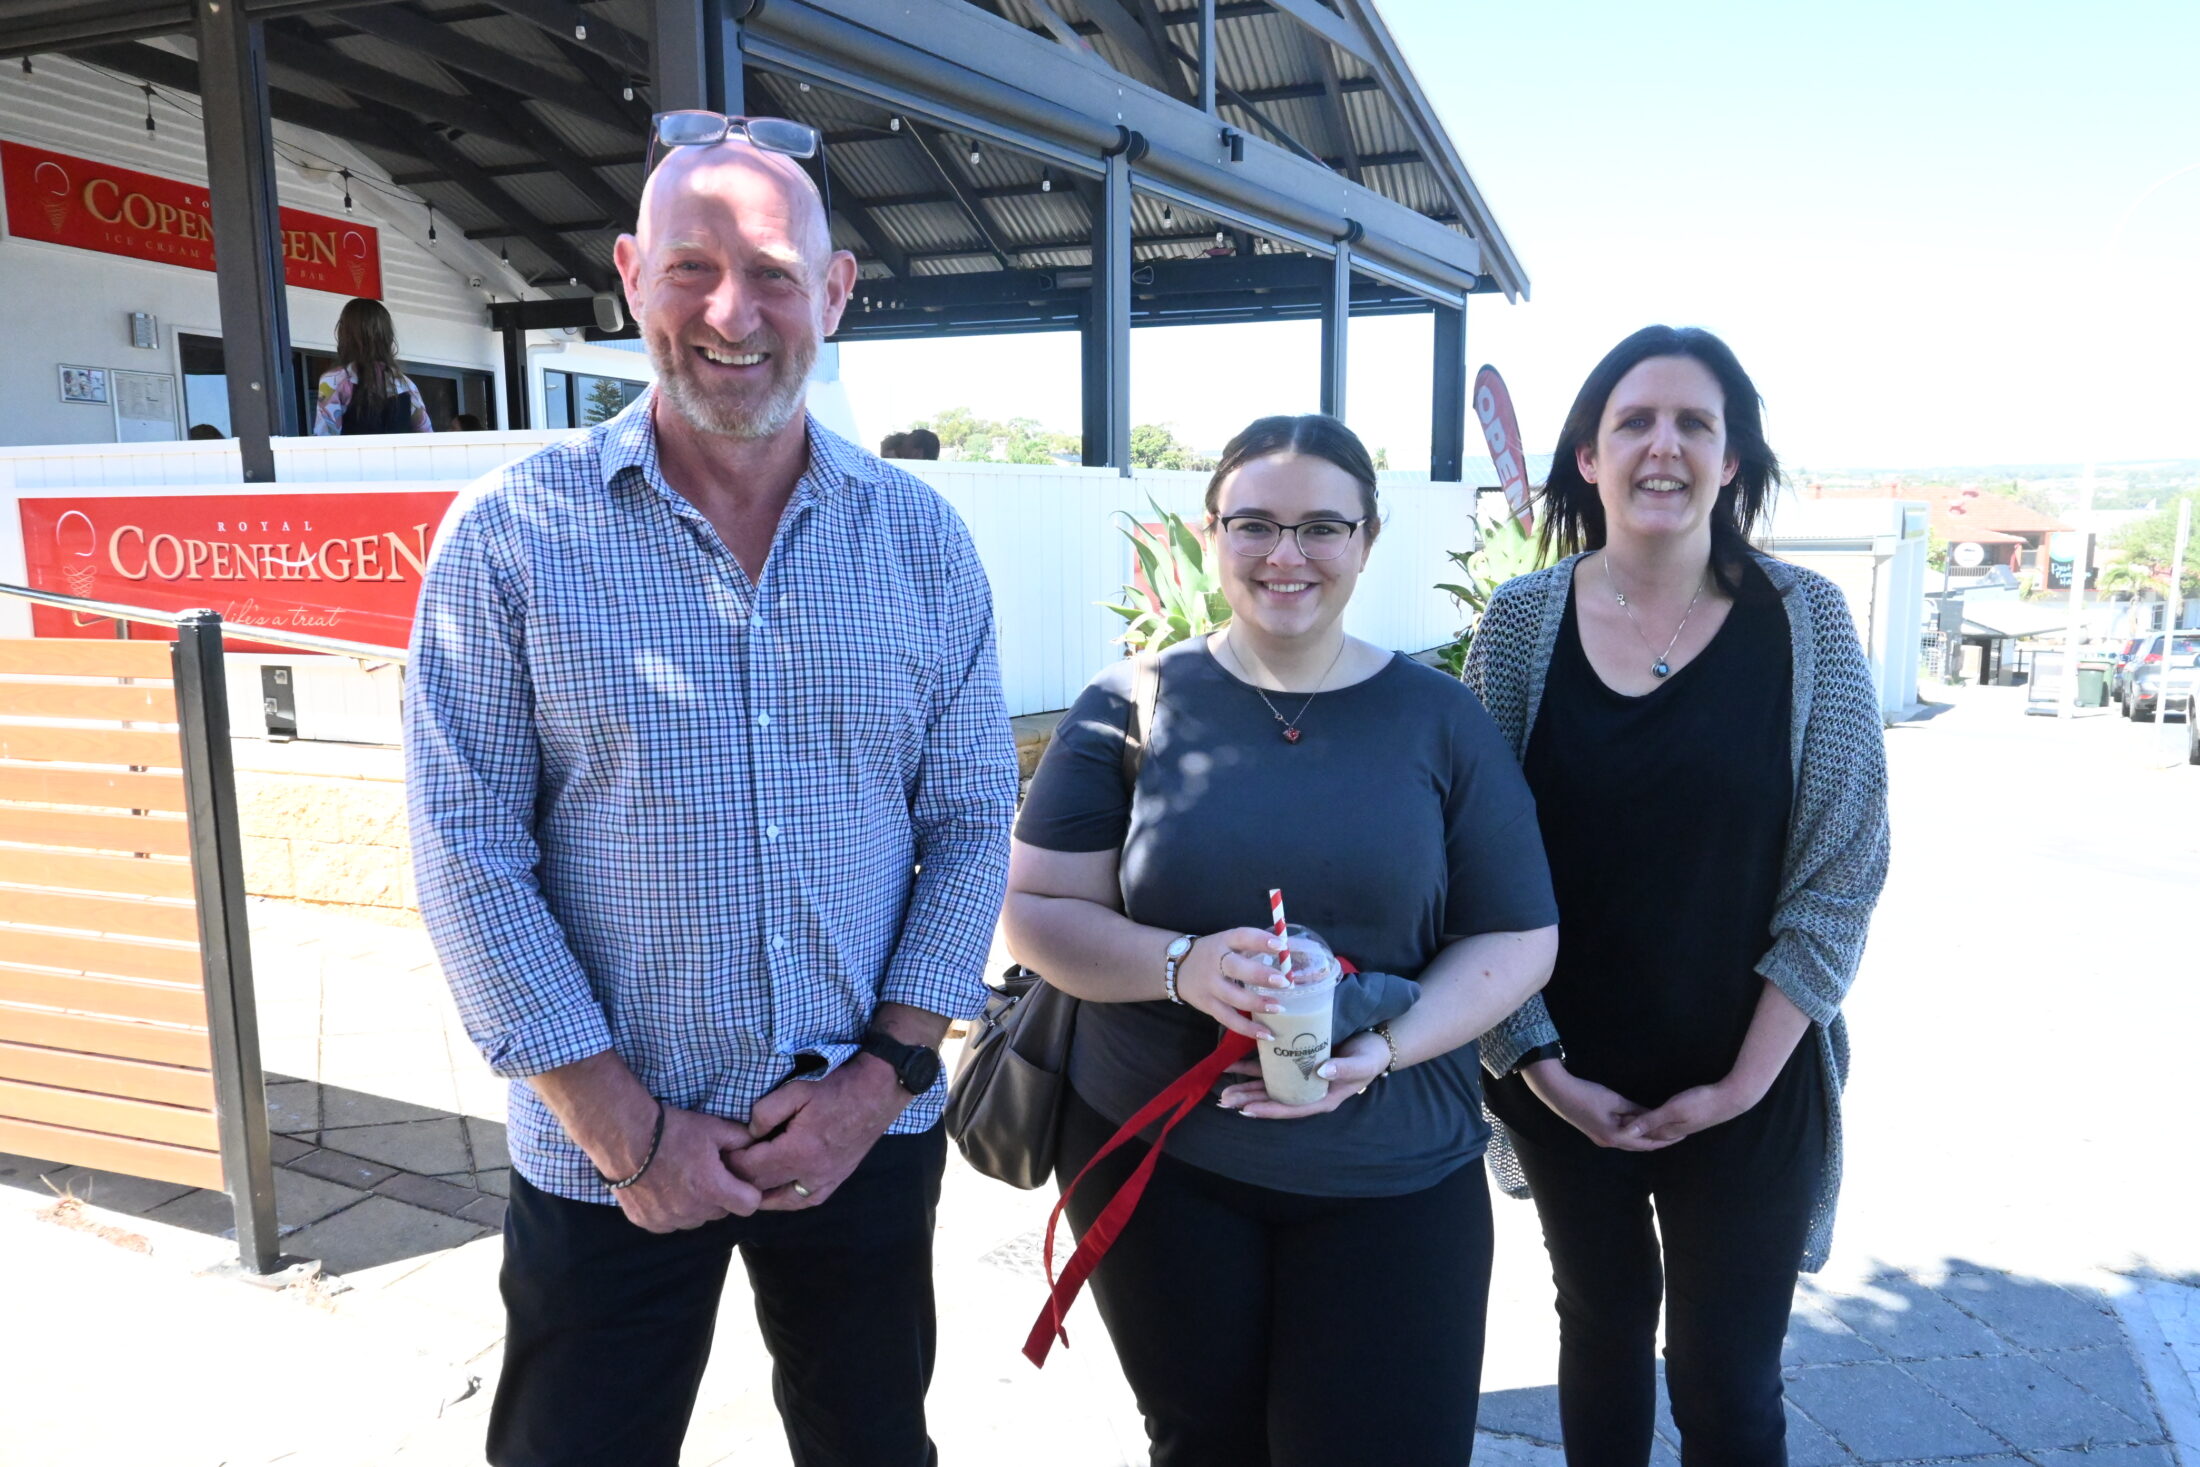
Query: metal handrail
0 580 409 664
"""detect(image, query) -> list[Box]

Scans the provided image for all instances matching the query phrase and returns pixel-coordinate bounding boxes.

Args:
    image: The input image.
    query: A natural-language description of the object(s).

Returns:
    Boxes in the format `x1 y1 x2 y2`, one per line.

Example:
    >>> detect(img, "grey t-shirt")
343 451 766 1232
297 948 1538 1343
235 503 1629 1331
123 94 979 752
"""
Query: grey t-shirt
1015 638 1558 1197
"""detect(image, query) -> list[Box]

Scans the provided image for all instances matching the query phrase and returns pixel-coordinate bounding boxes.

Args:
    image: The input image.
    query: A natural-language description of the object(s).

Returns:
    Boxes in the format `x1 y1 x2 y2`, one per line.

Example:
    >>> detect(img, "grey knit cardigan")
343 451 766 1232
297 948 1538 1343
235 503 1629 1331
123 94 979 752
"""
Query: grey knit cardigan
1461 551 1890 1273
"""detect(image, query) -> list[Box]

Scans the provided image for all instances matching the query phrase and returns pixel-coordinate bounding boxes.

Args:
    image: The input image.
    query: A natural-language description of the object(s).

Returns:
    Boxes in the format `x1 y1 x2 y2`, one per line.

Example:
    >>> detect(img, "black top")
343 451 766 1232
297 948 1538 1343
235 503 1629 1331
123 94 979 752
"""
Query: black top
1512 562 1793 1107
1015 639 1558 1197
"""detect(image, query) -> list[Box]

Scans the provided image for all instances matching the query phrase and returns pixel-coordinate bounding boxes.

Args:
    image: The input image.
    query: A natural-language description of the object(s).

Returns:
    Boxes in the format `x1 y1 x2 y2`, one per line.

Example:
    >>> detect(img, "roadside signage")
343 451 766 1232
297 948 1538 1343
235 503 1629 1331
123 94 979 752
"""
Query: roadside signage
0 140 382 298
1472 365 1534 532
18 491 455 647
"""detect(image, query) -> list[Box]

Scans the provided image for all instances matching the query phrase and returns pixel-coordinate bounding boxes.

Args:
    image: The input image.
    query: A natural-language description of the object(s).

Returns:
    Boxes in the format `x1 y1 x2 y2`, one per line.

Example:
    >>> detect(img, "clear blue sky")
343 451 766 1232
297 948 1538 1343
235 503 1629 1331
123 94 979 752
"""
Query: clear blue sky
840 0 2200 473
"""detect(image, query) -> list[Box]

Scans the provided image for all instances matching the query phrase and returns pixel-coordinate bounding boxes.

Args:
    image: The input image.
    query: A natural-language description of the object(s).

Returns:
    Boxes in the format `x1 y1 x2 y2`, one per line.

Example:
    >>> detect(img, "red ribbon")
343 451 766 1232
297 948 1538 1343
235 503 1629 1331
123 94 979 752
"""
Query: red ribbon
1023 958 1356 1368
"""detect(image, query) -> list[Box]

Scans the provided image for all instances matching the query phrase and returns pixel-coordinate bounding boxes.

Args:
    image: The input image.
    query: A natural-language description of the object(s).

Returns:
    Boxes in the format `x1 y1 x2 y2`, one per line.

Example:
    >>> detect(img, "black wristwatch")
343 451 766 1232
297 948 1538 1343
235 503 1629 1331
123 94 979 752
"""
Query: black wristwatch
857 1029 943 1096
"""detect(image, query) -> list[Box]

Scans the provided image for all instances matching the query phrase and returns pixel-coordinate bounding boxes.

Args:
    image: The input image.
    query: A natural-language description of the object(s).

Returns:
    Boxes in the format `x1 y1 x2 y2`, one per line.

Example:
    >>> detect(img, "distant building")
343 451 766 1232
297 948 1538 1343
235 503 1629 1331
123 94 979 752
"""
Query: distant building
1800 481 2070 577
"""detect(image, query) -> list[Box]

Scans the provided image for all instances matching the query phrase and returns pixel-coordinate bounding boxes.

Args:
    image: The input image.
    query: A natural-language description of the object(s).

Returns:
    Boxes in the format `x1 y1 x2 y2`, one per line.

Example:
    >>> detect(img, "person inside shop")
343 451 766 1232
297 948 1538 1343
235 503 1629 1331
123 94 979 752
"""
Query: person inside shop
1464 324 1890 1464
1005 413 1561 1466
879 430 910 457
312 297 433 436
450 413 485 432
187 423 223 440
903 427 941 460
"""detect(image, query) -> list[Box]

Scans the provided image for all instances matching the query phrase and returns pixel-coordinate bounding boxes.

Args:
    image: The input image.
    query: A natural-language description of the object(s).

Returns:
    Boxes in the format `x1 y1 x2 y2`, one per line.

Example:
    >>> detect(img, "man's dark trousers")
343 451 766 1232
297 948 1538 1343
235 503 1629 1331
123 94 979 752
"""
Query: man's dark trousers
488 1126 947 1467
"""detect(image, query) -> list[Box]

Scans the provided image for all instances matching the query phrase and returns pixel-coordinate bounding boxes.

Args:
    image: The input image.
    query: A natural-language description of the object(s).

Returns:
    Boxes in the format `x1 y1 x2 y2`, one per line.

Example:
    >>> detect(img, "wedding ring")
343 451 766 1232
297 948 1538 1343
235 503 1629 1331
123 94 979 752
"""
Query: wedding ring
791 1181 814 1199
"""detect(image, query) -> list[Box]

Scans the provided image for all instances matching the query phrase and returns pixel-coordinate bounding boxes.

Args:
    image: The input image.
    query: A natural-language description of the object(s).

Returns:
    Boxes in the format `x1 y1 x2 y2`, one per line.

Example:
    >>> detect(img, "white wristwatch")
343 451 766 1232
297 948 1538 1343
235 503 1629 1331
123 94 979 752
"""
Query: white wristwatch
1162 933 1196 1005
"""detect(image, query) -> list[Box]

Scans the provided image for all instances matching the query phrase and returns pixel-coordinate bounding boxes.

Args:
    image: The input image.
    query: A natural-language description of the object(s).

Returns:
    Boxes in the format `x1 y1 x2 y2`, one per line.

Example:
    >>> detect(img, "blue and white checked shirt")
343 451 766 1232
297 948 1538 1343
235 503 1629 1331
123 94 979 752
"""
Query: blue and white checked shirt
405 391 1017 1202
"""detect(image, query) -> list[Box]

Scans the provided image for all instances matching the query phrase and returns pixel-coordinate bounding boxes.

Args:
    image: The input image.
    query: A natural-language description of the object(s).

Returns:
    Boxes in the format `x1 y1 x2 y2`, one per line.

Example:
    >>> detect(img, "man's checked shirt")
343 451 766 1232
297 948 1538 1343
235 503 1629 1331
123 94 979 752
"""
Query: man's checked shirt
405 391 1018 1202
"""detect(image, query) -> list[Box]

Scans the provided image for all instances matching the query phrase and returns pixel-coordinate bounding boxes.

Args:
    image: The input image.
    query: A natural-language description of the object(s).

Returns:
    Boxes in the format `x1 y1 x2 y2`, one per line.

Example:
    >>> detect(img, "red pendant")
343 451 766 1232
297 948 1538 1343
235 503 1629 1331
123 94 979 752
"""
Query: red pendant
1282 726 1302 744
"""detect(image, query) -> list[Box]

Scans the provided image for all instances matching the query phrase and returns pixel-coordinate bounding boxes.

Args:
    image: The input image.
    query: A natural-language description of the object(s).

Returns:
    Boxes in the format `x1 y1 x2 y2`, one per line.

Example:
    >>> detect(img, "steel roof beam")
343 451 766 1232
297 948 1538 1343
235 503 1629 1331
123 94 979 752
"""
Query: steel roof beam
906 121 1018 270
1307 34 1360 182
469 79 637 222
484 0 649 74
1 5 190 58
1078 0 1189 102
67 40 435 163
822 154 911 277
338 4 640 133
260 22 531 148
350 92 609 290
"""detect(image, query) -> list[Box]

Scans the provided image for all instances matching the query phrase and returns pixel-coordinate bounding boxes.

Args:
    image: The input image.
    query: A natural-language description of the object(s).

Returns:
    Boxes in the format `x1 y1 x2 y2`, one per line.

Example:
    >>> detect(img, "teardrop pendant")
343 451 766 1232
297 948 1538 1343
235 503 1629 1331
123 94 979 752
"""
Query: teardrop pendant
1653 660 1671 678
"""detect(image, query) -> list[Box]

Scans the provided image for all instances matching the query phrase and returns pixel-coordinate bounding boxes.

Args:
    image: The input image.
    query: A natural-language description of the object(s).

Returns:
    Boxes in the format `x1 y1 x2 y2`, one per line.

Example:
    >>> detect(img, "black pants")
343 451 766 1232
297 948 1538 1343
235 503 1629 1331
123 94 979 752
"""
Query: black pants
1489 1048 1827 1467
1058 1090 1493 1467
487 1127 947 1467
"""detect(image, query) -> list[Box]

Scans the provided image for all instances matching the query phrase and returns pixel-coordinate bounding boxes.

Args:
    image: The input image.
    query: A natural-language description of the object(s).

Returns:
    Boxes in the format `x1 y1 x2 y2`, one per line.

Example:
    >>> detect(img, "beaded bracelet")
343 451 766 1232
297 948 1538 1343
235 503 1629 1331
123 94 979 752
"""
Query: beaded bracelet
1373 1022 1401 1078
599 1097 667 1190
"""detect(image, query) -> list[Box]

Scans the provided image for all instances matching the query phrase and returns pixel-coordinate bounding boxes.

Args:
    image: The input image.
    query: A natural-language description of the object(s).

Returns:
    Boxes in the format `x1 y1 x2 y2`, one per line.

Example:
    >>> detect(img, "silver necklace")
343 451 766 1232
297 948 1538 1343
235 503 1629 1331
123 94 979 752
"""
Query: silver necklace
1601 552 1706 679
1219 635 1347 744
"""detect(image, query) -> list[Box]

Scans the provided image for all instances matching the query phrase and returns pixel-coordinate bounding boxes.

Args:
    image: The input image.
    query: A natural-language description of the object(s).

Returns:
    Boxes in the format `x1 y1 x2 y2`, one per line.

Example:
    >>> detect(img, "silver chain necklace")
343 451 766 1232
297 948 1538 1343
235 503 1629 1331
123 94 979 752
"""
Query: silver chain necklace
1601 552 1706 679
1219 634 1347 744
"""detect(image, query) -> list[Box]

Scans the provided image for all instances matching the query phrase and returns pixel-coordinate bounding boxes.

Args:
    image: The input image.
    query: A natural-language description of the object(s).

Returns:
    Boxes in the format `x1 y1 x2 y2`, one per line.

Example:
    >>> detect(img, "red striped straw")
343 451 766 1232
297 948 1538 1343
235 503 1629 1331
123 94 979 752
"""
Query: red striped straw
1268 888 1292 980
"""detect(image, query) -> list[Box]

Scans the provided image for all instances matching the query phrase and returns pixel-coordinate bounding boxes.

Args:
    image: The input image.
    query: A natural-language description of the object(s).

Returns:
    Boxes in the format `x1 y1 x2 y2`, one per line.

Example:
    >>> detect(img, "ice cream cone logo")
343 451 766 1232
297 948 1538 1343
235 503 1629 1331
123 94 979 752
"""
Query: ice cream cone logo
1287 1033 1324 1078
343 229 368 289
33 160 71 230
55 509 101 604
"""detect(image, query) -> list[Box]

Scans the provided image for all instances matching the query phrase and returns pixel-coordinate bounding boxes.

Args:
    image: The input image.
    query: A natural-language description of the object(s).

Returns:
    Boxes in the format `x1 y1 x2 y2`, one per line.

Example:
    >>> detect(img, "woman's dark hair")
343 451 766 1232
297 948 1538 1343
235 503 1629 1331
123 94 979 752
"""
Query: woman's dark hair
1536 325 1780 596
334 297 403 423
1204 414 1380 544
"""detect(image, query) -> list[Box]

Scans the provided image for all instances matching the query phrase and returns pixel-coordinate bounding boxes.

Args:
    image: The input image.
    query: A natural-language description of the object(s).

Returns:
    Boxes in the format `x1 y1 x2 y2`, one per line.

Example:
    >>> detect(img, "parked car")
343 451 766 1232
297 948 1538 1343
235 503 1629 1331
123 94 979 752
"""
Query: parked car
2119 633 2200 719
2127 649 2200 723
2108 636 2150 701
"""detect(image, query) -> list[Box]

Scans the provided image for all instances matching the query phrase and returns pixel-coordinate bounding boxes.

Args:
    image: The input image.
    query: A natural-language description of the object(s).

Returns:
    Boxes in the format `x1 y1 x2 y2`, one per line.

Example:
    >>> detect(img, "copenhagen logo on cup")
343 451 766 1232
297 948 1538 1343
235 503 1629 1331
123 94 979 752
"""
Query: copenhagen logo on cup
1255 920 1339 1106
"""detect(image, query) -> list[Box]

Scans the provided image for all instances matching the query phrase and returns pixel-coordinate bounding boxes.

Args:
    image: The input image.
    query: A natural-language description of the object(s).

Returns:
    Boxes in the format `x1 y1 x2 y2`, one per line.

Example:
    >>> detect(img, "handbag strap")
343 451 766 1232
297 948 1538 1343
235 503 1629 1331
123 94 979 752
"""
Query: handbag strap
1119 651 1162 793
1022 956 1359 1368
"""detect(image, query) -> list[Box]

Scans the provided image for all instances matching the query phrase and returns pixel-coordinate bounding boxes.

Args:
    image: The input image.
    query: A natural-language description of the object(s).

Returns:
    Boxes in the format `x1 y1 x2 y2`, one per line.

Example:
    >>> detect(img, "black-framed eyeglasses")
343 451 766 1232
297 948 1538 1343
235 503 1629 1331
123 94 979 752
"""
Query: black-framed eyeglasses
645 111 831 216
1217 515 1366 560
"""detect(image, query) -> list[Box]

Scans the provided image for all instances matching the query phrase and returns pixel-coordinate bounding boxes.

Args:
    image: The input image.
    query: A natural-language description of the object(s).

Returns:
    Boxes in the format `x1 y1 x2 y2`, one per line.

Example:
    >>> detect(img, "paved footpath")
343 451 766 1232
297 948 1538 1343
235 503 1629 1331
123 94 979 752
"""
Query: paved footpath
2 687 2196 1465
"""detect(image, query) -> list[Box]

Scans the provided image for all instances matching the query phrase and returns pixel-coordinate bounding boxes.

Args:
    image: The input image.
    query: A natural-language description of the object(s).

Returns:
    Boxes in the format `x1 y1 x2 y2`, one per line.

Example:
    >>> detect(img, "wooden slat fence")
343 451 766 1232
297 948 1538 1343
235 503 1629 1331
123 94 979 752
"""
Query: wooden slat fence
0 636 220 1191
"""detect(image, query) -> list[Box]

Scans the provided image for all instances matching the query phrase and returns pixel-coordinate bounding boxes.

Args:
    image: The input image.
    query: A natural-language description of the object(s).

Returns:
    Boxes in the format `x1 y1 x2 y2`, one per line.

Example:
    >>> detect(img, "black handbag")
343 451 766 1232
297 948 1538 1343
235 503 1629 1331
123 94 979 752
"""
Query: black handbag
944 652 1161 1189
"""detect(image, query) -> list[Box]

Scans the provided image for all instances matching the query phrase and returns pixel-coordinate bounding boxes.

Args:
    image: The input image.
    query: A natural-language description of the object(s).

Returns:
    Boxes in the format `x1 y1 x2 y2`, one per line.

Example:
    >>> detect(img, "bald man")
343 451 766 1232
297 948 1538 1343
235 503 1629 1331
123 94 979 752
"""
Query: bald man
406 136 1018 1466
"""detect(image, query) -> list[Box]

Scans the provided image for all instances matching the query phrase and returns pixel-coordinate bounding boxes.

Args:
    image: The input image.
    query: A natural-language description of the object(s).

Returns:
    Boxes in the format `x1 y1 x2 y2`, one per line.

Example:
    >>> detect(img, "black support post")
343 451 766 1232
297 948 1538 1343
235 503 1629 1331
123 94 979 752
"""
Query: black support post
501 320 530 429
1430 301 1466 481
172 612 278 1276
1197 0 1217 115
1320 232 1354 420
1083 145 1134 471
656 0 745 114
196 0 295 482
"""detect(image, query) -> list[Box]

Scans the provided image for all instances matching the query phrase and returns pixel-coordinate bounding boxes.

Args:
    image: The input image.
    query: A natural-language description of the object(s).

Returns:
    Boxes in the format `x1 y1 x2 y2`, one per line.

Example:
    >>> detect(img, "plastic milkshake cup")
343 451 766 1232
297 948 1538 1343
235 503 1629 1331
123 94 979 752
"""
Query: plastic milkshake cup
1257 924 1339 1106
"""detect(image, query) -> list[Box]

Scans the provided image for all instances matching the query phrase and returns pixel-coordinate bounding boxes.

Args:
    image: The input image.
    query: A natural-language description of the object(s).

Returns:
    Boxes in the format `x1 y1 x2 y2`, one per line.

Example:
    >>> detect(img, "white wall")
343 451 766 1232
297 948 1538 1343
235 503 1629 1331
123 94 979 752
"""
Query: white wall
1762 496 1930 720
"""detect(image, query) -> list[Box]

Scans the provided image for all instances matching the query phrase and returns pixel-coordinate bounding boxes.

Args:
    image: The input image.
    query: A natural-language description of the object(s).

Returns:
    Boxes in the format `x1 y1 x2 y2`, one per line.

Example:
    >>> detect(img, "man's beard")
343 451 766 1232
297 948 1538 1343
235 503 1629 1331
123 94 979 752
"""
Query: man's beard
648 325 815 440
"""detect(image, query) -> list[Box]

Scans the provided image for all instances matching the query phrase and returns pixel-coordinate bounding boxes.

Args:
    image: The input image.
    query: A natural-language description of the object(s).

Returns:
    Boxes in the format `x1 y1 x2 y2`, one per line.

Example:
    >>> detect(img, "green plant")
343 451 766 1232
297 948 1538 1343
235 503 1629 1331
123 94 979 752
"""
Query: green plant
1101 496 1231 653
1432 513 1551 676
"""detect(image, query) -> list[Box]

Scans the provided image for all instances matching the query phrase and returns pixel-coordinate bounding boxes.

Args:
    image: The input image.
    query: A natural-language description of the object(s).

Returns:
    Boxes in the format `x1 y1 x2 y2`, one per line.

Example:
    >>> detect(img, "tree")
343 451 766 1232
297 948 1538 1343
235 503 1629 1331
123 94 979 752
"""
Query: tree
1373 446 1391 472
1131 423 1194 471
911 408 1077 464
2109 491 2200 598
584 377 632 425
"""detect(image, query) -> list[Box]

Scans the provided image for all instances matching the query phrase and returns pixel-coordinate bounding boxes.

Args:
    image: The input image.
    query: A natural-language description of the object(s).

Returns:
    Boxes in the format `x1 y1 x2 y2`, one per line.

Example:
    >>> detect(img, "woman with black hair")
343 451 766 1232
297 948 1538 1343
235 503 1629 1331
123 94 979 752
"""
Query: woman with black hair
312 297 433 435
1464 326 1890 1464
1006 414 1560 1465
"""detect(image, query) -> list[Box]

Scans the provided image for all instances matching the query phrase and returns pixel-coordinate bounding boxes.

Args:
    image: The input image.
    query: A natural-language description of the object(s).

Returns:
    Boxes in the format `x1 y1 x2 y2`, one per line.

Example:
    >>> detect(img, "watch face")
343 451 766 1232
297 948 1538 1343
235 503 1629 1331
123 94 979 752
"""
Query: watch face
903 1047 943 1095
1167 934 1195 962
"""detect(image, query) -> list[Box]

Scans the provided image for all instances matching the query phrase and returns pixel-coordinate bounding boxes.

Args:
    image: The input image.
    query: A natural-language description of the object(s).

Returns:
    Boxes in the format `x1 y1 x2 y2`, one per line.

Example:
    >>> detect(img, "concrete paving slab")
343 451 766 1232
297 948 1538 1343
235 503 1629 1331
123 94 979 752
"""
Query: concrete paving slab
321 1084 459 1130
2040 1342 2164 1432
376 1170 480 1217
142 1167 370 1236
287 1194 488 1277
1818 1273 2009 1361
2037 1445 2178 1467
465 1117 511 1172
265 1077 323 1134
1938 1268 2129 1351
290 1147 401 1191
270 1132 317 1164
321 1116 473 1175
1784 1361 2006 1460
12 1161 196 1214
458 1194 507 1229
1476 1384 1561 1444
1785 1295 1886 1366
1783 1397 1857 1466
1907 1352 2156 1450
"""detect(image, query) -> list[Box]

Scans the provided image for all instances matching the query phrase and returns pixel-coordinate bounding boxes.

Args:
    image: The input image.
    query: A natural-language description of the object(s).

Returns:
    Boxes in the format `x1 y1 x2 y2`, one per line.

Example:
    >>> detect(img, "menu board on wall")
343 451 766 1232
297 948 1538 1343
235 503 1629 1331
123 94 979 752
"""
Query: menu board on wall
0 140 383 297
112 370 178 442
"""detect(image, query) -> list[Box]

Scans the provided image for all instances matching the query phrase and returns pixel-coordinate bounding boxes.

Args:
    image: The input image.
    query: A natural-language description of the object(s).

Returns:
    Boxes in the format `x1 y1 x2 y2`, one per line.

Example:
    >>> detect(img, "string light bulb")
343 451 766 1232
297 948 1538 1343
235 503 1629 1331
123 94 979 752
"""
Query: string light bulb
340 168 353 212
143 83 156 133
426 200 437 243
622 85 634 101
1162 205 1172 223
21 57 32 75
1040 170 1052 193
499 240 510 264
969 143 982 166
889 115 901 132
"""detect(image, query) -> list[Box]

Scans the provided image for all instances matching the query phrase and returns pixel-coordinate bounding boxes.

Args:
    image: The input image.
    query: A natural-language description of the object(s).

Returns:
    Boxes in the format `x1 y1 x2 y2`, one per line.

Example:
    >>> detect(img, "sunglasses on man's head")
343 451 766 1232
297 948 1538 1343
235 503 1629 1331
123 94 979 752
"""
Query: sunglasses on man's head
644 111 831 219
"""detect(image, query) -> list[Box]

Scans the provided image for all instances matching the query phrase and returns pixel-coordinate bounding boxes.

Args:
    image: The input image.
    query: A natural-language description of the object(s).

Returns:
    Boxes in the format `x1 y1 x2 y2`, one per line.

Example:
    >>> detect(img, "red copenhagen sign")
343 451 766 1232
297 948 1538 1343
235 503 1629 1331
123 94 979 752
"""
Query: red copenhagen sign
19 492 456 649
1 140 382 298
1473 365 1534 534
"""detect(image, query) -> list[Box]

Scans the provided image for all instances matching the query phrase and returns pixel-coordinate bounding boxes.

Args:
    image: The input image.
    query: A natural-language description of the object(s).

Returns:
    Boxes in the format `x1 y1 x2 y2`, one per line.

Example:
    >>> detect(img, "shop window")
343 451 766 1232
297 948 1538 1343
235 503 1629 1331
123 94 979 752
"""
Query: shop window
544 370 647 430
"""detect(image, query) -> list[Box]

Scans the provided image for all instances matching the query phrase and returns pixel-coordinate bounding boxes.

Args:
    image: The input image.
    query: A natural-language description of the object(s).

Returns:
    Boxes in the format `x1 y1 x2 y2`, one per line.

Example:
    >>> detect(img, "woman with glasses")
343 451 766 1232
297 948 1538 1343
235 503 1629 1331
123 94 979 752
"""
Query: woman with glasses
1464 326 1890 1464
1005 414 1560 1466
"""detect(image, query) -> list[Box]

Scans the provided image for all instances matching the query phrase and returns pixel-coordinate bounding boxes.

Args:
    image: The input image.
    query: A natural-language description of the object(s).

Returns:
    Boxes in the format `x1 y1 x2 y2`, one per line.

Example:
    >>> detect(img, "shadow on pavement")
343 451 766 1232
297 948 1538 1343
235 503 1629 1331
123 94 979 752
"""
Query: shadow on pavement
0 1075 509 1277
1474 1258 2180 1464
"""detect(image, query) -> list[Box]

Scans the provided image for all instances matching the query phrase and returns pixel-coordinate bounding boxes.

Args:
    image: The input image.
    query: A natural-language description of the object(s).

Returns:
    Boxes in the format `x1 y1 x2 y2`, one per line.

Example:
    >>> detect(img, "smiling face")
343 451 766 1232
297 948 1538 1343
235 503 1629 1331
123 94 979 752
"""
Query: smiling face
1207 451 1372 645
1577 355 1740 550
614 145 855 441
